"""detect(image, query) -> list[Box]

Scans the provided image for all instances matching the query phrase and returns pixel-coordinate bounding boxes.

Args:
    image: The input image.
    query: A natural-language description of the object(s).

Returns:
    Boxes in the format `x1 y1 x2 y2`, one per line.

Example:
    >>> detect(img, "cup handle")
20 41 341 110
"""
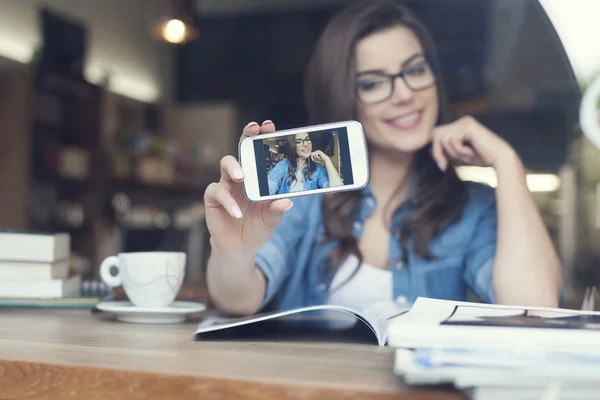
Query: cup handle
99 256 122 287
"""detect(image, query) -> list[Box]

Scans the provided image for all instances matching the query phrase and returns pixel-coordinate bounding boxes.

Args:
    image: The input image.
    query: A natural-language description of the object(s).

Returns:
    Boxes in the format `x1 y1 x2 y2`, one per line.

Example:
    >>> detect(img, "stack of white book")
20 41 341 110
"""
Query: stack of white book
388 297 600 400
0 231 80 298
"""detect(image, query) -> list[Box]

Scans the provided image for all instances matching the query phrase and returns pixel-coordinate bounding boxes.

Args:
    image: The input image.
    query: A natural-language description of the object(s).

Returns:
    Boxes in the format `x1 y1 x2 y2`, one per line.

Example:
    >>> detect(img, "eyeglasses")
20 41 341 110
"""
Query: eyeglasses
355 61 436 105
295 137 312 146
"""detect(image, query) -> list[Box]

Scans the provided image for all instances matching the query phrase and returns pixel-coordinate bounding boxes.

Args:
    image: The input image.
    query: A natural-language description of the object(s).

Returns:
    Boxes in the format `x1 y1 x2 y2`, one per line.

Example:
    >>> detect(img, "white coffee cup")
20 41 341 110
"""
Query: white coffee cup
580 74 600 150
99 251 186 307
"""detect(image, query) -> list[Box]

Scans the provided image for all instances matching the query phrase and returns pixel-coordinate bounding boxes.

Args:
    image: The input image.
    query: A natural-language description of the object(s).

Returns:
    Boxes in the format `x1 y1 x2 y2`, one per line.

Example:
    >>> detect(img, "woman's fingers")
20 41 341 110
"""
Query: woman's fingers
434 129 475 168
240 120 276 142
448 135 475 162
204 183 243 219
431 134 447 171
241 122 261 140
442 135 464 163
261 199 293 231
310 151 325 163
219 155 245 183
260 120 276 133
269 199 293 213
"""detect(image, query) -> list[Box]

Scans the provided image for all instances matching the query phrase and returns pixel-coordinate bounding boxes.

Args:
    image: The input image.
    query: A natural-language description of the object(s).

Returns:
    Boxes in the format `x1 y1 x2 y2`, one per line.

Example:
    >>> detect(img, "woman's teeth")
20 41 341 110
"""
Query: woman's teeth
389 111 422 129
398 112 417 121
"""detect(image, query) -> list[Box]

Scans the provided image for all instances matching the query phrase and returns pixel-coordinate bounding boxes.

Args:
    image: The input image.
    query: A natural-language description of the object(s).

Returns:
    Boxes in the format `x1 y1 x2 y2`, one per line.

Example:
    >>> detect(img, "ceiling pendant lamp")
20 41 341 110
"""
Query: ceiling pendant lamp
150 0 199 44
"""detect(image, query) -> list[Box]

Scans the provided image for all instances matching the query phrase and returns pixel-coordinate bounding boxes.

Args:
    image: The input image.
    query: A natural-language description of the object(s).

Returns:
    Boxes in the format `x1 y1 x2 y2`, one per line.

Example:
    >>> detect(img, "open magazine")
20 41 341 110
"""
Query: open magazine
195 301 411 346
387 297 600 351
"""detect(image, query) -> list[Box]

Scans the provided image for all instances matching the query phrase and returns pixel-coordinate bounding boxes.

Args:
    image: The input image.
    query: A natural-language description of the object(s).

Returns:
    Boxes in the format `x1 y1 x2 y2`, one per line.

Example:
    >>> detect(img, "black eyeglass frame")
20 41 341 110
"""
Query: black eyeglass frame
295 137 312 145
355 57 437 105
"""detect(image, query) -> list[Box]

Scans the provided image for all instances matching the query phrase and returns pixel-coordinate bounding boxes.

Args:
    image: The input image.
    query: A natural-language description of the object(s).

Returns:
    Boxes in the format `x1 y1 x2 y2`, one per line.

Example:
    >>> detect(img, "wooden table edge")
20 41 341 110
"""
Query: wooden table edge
0 358 466 400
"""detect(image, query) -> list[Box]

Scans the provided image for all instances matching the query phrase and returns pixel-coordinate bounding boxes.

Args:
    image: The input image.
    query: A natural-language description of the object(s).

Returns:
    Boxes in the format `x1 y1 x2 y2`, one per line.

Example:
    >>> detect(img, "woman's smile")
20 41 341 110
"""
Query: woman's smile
299 146 311 156
385 109 424 130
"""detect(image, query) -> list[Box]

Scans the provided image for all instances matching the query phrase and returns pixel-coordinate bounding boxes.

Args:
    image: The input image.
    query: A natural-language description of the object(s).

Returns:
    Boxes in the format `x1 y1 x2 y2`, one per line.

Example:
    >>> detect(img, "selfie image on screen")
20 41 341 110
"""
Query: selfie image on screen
254 127 354 196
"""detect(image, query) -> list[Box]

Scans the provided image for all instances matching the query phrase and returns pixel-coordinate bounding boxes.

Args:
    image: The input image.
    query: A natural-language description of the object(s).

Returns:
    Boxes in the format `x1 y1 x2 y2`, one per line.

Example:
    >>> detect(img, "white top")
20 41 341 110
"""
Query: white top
327 254 393 309
289 180 304 192
324 254 394 330
288 167 305 192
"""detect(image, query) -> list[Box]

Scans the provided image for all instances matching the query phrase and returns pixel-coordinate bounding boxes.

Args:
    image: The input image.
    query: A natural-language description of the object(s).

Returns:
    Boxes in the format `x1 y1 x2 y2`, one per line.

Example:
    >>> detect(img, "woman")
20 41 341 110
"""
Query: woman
204 0 562 316
266 132 343 195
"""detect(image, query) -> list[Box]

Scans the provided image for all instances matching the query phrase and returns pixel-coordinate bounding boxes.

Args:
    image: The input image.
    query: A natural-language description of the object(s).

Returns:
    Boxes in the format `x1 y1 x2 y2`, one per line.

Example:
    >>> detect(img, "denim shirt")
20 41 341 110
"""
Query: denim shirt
268 159 329 195
255 181 498 312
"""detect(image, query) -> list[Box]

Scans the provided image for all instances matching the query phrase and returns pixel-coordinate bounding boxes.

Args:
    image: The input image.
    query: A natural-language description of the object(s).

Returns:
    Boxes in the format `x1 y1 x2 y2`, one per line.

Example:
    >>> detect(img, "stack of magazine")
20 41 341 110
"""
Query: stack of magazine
387 297 600 400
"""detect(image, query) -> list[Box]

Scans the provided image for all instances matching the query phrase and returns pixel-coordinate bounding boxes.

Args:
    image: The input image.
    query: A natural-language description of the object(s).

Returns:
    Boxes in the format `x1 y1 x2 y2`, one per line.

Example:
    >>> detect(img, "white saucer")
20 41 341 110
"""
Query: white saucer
97 301 207 324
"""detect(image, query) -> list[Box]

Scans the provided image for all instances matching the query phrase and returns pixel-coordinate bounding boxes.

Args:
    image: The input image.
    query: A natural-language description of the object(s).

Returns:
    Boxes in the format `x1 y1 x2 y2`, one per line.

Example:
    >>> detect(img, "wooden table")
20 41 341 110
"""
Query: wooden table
0 308 464 400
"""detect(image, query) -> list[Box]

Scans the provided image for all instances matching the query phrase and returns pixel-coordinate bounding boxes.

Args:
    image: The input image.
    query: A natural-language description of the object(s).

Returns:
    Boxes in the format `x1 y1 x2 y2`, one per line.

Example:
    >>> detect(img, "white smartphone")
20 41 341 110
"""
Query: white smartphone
238 120 369 202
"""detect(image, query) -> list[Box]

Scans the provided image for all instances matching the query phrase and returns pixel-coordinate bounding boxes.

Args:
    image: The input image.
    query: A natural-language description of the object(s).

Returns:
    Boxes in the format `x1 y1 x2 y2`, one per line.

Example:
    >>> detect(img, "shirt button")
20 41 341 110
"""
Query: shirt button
366 197 376 208
353 221 362 231
395 260 405 270
396 295 408 304
318 283 327 291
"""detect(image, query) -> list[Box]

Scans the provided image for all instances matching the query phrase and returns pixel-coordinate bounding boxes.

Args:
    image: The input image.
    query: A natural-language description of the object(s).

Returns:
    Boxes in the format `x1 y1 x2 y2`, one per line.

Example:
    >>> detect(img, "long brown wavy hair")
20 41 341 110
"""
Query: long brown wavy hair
285 133 316 185
304 0 468 277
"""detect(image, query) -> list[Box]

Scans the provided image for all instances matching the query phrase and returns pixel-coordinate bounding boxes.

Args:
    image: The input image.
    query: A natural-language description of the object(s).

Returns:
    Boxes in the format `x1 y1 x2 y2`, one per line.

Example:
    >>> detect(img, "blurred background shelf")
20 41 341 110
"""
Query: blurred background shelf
106 173 216 193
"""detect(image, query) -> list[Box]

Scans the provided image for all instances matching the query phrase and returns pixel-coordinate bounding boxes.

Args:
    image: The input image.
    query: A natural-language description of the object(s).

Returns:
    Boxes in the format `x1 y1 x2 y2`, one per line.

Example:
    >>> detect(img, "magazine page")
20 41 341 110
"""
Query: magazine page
394 348 600 390
358 300 412 345
473 385 600 400
412 346 600 370
194 304 385 345
387 297 600 351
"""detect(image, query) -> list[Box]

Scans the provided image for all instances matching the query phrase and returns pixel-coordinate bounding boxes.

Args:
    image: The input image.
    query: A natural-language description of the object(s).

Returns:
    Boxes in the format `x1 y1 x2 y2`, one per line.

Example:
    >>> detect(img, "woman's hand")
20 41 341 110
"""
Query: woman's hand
431 116 518 171
312 150 344 186
432 116 563 306
204 120 293 254
310 150 330 165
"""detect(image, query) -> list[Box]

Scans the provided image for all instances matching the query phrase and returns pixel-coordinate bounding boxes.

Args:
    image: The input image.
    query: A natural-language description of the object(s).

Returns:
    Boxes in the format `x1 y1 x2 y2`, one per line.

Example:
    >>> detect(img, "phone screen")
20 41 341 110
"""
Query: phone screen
252 126 354 196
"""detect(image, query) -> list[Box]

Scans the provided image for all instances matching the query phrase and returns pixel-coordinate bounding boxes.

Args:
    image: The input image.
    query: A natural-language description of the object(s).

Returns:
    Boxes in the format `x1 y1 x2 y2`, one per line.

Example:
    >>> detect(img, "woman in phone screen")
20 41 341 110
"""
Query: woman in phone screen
204 0 563 316
266 132 343 195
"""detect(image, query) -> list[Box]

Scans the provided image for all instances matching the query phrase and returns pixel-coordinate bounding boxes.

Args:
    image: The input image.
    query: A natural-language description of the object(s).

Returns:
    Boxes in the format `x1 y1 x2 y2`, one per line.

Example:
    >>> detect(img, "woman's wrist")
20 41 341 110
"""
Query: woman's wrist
492 147 526 186
209 239 261 263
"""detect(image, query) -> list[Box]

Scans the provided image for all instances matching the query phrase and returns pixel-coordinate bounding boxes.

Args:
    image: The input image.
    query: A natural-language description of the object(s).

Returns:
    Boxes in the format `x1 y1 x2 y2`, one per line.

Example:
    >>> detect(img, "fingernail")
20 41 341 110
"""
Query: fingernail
233 169 244 180
245 122 258 128
283 202 294 212
231 205 242 218
262 120 273 125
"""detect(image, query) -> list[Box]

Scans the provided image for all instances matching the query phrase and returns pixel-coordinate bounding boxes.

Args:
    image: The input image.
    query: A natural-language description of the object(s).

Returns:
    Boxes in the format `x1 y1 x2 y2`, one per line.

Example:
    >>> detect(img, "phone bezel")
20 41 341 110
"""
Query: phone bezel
238 120 369 202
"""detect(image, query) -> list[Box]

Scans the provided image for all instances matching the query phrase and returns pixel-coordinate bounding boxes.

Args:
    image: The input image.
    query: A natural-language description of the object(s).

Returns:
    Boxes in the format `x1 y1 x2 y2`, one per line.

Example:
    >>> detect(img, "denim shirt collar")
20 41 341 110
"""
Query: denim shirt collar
358 173 419 217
